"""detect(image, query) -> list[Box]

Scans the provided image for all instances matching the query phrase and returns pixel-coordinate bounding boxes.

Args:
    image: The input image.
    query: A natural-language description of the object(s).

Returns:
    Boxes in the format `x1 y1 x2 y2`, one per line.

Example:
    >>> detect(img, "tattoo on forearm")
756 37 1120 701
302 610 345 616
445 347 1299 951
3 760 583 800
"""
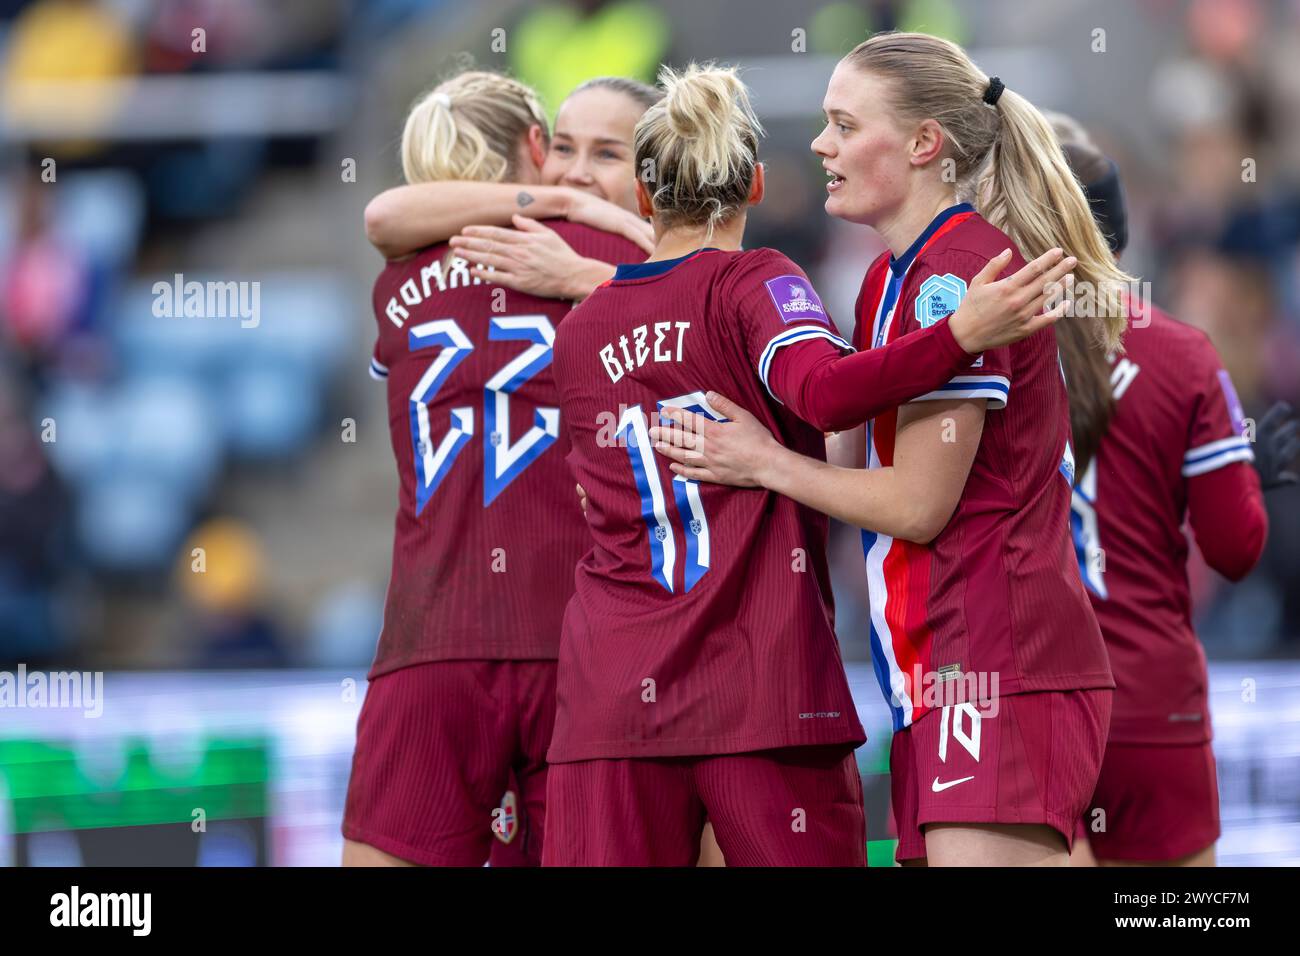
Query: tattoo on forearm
516 191 534 208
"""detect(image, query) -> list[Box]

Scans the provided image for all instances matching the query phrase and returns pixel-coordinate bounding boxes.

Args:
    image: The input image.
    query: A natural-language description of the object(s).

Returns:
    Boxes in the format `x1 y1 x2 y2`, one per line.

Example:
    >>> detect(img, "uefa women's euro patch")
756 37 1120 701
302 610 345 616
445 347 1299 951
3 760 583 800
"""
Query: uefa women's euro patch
765 275 829 325
915 273 967 328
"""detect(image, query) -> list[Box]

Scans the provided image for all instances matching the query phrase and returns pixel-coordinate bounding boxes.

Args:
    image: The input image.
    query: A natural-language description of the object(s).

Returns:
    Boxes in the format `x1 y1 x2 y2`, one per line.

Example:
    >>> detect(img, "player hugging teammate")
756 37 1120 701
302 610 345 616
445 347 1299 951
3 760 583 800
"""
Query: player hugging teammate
653 34 1132 867
343 31 1295 868
342 70 646 867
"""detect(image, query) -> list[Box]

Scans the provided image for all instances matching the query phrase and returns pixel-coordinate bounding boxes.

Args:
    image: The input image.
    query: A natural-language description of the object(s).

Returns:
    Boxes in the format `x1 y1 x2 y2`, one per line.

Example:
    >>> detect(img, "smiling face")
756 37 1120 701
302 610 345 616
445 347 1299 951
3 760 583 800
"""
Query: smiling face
811 60 916 227
541 86 645 213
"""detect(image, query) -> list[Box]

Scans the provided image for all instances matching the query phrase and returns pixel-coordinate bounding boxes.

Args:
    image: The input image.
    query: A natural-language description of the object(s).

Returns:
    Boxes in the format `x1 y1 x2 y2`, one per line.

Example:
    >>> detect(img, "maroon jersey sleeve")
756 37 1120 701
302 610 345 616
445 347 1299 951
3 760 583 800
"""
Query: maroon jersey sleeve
368 268 399 381
768 316 976 432
1181 334 1254 477
1181 332 1266 578
368 339 388 382
713 248 853 395
1187 463 1267 580
894 249 1015 408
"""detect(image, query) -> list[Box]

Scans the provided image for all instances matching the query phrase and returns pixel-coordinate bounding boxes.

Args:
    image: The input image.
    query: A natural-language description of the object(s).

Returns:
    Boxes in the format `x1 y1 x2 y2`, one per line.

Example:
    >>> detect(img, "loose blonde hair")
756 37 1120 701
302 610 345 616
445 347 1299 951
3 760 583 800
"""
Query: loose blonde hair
401 71 548 185
1039 109 1129 475
846 32 1131 353
634 63 763 237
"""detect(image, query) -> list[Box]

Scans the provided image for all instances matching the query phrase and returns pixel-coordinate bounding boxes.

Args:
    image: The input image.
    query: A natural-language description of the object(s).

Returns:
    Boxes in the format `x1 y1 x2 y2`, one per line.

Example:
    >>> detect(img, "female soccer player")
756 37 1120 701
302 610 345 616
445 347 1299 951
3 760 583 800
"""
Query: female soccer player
545 62 1076 866
650 33 1133 867
1046 114 1282 868
362 74 733 865
341 70 647 867
361 69 1071 868
363 76 659 297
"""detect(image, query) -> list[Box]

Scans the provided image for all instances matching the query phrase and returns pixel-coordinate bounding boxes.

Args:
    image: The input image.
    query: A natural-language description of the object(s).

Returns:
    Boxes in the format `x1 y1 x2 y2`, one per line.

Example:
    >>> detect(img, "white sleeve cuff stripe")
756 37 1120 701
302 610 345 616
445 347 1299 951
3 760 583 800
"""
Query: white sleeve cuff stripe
369 358 389 381
757 326 854 400
1185 435 1250 463
910 375 1010 409
943 375 1011 387
1182 447 1255 477
912 387 1008 408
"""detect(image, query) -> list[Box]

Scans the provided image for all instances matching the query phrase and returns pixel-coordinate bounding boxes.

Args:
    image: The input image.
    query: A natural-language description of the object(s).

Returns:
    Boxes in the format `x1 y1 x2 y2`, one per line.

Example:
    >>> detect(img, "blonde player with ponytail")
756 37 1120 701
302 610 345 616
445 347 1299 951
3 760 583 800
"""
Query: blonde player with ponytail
651 34 1123 867
545 62 1075 867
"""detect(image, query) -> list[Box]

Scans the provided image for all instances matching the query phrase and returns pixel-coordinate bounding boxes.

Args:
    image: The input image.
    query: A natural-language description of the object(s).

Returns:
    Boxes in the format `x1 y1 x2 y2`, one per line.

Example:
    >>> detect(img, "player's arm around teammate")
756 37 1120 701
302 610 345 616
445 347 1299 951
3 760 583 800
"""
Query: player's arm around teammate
655 391 979 544
655 32 1133 867
364 78 656 264
344 69 647 869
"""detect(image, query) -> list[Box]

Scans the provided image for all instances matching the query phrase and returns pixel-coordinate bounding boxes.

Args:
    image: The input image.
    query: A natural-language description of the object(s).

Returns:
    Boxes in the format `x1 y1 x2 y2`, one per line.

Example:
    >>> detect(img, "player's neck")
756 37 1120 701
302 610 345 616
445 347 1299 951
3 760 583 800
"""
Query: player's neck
649 217 746 262
876 187 960 260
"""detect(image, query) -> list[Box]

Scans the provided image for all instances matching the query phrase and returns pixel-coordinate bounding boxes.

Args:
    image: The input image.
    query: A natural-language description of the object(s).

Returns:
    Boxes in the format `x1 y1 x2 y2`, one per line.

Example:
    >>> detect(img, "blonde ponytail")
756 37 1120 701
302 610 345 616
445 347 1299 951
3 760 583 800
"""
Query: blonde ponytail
634 63 763 236
978 89 1130 352
401 71 548 185
847 32 1132 353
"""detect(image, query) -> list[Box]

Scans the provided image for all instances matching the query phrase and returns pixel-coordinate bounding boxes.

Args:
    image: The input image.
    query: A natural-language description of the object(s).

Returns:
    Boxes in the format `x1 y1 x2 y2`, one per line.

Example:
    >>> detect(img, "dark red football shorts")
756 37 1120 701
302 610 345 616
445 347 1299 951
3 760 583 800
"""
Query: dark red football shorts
890 689 1111 862
542 744 865 866
343 659 555 866
1078 739 1220 863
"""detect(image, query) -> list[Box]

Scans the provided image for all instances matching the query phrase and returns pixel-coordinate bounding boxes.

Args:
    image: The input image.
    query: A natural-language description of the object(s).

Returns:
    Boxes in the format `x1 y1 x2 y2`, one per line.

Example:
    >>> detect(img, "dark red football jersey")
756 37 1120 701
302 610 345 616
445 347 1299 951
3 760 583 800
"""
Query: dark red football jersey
548 247 867 762
1071 302 1255 744
855 204 1113 731
367 220 645 677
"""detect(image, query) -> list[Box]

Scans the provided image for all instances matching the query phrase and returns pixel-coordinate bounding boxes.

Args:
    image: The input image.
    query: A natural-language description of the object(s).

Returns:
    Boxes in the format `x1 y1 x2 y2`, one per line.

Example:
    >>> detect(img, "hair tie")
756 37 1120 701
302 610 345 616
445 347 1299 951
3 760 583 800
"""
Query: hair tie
982 77 1004 106
432 92 452 109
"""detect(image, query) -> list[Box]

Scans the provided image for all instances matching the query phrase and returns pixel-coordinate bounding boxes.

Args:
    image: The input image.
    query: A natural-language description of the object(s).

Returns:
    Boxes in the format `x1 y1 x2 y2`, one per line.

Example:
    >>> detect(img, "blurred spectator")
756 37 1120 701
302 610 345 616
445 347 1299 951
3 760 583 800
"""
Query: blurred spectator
177 517 290 668
0 172 91 376
2 0 138 161
0 366 71 665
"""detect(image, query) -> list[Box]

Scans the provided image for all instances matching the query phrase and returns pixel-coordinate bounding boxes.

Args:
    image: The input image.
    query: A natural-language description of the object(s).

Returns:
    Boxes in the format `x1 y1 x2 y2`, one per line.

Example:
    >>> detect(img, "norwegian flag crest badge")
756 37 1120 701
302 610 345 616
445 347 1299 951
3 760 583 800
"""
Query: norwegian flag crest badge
493 790 518 844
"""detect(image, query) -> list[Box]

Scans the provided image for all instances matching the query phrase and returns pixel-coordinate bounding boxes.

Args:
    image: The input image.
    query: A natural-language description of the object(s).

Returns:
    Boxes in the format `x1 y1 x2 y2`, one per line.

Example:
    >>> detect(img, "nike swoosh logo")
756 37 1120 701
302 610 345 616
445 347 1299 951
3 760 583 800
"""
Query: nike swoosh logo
931 775 975 792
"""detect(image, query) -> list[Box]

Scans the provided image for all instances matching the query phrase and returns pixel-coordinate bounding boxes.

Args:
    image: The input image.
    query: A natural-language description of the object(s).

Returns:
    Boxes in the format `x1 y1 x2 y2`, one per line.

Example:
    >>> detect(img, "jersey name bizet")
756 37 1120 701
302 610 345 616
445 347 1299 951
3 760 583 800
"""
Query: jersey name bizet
599 321 691 383
384 255 489 328
548 246 865 762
